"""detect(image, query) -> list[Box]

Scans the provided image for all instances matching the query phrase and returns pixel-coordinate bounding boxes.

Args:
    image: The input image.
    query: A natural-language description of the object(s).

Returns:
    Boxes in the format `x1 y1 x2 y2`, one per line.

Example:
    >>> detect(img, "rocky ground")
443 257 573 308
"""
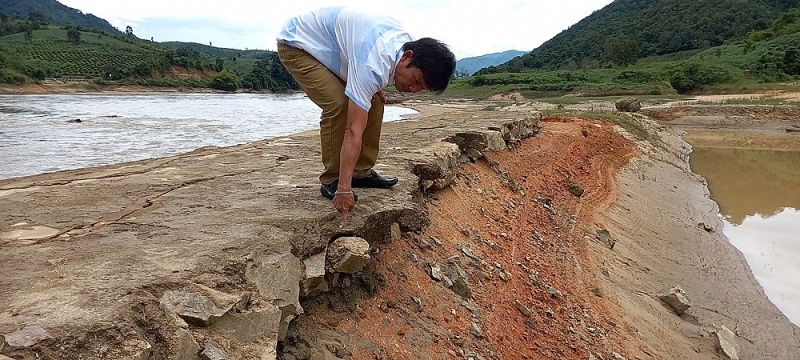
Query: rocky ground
1 92 799 359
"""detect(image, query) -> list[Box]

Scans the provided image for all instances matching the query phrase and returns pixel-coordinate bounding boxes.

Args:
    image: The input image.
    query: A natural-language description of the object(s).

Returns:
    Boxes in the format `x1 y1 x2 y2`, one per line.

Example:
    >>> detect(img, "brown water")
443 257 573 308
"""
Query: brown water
690 147 800 326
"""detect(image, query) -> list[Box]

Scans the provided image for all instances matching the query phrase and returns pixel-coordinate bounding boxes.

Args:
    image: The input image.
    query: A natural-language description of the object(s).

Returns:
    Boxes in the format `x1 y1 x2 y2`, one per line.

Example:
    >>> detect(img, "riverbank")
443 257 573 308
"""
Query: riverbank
0 83 244 95
1 99 799 359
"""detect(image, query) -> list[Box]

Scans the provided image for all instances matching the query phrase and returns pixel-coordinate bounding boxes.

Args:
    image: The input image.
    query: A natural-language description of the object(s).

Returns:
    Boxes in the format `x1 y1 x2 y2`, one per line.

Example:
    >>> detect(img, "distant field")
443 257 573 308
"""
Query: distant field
1 28 165 79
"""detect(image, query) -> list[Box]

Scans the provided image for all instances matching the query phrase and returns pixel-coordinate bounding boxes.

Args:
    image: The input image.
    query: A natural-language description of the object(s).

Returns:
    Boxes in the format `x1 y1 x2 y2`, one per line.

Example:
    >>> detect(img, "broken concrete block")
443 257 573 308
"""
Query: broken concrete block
410 142 461 191
245 252 303 318
160 289 228 326
659 285 691 315
193 284 249 313
210 306 282 344
300 252 327 297
200 341 229 360
174 328 201 359
714 325 739 360
326 237 370 274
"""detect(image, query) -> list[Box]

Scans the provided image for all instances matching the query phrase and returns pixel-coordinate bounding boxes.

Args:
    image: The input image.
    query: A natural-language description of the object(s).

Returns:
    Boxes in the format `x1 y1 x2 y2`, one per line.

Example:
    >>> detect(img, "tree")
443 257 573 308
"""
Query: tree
28 11 46 22
125 25 134 36
604 37 639 67
782 48 800 75
67 29 81 44
210 69 241 91
267 53 298 91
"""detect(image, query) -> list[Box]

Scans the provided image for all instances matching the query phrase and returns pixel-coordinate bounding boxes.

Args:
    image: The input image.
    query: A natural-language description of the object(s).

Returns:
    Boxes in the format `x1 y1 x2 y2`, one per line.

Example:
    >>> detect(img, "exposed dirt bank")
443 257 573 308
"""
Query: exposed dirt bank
284 105 800 359
1 96 799 359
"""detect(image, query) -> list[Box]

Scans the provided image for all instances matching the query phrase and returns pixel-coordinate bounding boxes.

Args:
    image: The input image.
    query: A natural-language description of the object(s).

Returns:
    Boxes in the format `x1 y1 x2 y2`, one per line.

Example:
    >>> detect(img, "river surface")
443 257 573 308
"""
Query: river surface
0 93 416 180
689 147 800 326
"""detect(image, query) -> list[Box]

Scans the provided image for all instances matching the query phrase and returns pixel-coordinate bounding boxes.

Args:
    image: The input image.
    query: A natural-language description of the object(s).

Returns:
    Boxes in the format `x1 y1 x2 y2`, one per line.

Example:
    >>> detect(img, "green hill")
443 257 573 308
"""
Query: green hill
0 26 298 91
0 0 118 34
485 0 800 73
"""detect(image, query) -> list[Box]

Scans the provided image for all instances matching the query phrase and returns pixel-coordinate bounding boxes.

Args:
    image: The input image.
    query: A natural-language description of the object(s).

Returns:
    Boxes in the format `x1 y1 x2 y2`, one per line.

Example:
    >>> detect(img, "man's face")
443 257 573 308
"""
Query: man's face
394 50 429 93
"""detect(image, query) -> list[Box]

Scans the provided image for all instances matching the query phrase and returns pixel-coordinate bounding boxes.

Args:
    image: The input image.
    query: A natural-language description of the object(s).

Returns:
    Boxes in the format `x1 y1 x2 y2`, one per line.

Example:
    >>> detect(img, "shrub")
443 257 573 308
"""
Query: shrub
210 69 241 91
670 62 733 93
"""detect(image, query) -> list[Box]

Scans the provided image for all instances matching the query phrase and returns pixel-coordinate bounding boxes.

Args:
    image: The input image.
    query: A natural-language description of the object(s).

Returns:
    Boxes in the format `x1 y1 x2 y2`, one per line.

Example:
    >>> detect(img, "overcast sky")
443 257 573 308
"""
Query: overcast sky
57 0 614 60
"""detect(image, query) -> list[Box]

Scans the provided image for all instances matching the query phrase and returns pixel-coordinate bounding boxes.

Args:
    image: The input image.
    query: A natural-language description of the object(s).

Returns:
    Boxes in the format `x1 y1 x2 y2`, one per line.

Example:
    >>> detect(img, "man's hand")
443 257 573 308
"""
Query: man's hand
377 90 387 104
335 99 368 228
333 192 355 228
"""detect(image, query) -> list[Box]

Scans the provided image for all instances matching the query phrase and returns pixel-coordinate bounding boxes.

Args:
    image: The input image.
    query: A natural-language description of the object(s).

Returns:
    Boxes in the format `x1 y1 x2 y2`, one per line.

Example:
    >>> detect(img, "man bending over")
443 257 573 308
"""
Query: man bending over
277 6 456 228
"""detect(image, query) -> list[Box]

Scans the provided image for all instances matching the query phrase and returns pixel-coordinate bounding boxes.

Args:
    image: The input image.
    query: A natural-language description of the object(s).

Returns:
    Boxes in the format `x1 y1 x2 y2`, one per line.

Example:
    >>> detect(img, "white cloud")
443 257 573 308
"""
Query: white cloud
58 0 613 58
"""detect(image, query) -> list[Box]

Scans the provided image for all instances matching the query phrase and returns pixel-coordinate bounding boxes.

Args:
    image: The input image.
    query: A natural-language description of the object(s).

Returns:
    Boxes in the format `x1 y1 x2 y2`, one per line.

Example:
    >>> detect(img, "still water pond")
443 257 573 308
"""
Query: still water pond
0 93 416 180
690 147 800 326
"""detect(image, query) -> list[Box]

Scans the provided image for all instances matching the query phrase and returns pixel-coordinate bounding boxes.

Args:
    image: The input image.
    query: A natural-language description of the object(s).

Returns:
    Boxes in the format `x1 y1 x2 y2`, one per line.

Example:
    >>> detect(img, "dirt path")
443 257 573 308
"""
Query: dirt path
1 99 799 359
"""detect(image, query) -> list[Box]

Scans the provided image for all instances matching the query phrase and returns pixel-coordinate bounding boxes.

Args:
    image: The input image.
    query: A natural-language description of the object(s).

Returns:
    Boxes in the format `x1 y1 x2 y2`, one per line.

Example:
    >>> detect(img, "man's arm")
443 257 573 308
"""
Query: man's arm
333 99 369 228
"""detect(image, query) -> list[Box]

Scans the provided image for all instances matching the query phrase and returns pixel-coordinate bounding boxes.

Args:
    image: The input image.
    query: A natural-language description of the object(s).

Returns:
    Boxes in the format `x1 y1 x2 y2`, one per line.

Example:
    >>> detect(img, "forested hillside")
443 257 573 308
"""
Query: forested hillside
485 0 800 73
0 0 118 34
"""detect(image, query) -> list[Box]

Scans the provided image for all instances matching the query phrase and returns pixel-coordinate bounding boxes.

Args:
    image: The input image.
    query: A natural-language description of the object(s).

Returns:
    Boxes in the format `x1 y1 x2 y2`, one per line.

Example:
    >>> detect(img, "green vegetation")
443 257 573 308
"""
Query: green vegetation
0 0 118 33
2 0 799 96
446 24 800 98
484 0 799 73
0 17 297 91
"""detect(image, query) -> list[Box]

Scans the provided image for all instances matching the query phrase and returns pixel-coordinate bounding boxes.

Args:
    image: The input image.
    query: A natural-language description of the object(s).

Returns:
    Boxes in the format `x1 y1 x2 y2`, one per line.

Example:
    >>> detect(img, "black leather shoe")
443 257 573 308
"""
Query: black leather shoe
320 180 358 202
351 170 398 189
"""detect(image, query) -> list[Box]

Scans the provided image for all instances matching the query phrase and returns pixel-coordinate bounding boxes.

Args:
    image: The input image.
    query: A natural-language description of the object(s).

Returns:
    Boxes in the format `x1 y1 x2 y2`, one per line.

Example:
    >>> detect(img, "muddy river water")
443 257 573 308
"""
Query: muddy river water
689 146 800 326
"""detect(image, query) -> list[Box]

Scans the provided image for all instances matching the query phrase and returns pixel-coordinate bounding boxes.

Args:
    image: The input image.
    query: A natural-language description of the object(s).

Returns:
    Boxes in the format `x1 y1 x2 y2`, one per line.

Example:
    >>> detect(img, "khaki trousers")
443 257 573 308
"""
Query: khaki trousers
277 43 385 185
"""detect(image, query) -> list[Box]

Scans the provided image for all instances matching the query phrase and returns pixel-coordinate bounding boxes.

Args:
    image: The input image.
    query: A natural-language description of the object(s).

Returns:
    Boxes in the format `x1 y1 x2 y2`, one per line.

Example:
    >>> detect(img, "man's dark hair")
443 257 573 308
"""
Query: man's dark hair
402 38 456 94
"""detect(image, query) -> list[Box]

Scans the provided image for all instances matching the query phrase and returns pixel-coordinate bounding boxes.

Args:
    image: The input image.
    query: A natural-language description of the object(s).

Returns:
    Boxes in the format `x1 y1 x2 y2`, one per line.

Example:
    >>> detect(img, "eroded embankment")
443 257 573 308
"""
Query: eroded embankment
280 112 800 360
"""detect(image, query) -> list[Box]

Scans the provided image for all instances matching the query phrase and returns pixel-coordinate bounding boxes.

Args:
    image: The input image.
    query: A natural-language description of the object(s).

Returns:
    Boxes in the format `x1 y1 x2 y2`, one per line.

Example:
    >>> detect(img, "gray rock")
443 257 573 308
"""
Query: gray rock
0 354 14 360
410 142 461 191
390 222 401 242
326 237 371 274
615 97 641 112
3 325 50 347
174 328 201 359
279 314 295 342
714 325 739 360
200 341 229 360
514 300 532 317
210 306 282 344
159 289 228 326
469 322 483 338
659 285 691 315
300 252 327 297
613 352 626 360
439 256 472 299
194 284 249 313
245 253 303 318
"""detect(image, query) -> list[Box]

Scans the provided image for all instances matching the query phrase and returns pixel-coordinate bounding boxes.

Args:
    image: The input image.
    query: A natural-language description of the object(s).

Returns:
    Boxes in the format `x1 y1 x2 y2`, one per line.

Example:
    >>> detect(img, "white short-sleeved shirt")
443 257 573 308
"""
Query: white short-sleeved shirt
277 6 413 111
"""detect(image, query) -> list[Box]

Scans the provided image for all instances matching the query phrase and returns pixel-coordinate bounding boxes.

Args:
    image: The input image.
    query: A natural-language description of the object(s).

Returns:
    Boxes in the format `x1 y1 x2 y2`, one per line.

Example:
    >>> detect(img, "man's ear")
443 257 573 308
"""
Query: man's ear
401 50 414 62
